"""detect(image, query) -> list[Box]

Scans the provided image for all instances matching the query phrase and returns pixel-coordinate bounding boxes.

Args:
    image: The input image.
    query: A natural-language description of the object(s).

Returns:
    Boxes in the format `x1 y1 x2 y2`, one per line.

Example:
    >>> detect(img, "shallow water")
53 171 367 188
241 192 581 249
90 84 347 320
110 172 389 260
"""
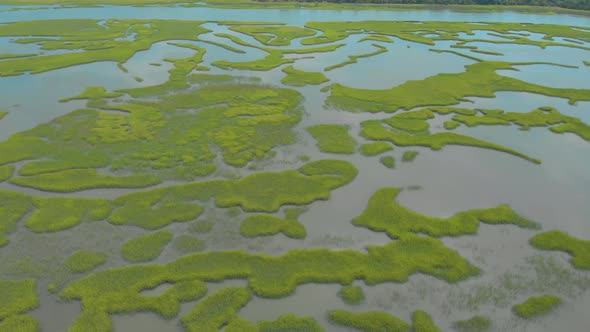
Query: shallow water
0 6 589 332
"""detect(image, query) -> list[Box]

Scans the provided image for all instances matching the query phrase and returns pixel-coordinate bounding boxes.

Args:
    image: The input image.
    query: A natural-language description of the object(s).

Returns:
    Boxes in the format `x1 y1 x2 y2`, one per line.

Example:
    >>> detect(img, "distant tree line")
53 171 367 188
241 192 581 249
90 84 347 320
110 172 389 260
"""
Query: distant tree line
258 0 590 11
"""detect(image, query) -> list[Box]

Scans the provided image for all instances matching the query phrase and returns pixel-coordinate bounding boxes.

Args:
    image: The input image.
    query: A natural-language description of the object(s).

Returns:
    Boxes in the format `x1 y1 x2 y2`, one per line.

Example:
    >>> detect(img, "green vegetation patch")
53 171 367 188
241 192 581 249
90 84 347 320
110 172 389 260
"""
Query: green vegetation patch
26 197 111 233
174 235 206 253
228 25 316 46
380 155 396 169
584 61 590 66
0 315 39 332
353 187 537 238
0 190 32 246
325 44 387 71
64 250 107 273
0 111 7 120
240 208 306 239
328 310 409 331
359 142 393 156
402 150 419 162
281 66 329 87
359 34 394 43
181 287 251 332
257 314 324 332
412 310 442 332
338 285 365 305
0 165 13 182
530 230 590 269
121 231 173 263
307 124 356 154
444 120 461 130
0 279 38 320
512 295 561 319
189 219 215 233
451 315 491 332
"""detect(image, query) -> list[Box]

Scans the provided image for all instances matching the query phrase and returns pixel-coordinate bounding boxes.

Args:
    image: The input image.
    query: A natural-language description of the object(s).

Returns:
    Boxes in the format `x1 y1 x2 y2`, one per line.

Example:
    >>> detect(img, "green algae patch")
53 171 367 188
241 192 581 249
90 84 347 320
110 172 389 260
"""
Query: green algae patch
452 315 491 332
307 125 356 154
512 295 561 319
329 61 590 113
0 279 39 320
25 197 111 233
0 190 32 247
121 231 173 263
281 66 329 87
228 25 315 46
64 250 107 273
380 156 396 169
338 285 365 305
174 235 206 253
360 35 393 43
0 315 39 332
0 165 13 182
181 287 251 332
360 142 393 156
402 150 419 162
353 187 536 238
328 310 409 331
529 230 590 269
11 169 161 193
412 310 442 332
240 209 306 239
325 43 387 72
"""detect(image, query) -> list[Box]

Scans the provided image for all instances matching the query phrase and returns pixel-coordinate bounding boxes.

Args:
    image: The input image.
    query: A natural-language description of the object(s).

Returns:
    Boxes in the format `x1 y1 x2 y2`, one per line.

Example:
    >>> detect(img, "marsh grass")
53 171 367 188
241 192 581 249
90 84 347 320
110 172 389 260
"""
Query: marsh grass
444 120 461 130
0 279 38 319
451 315 491 332
325 43 387 71
281 66 329 87
359 142 393 156
240 212 306 239
0 315 39 332
529 230 590 269
380 156 396 169
338 285 365 305
64 250 107 273
0 165 13 182
26 197 111 233
306 124 356 154
512 295 561 319
412 310 441 332
328 310 409 331
181 287 251 332
402 150 419 162
359 35 393 43
353 187 537 238
121 231 173 262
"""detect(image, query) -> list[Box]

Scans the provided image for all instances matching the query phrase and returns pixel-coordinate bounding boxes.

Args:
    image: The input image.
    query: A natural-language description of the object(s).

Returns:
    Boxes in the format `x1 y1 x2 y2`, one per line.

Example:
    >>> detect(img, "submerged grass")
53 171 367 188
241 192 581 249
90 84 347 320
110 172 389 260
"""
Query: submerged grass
174 235 206 253
451 315 491 332
307 124 356 154
529 230 590 269
512 295 561 319
353 187 537 238
121 231 173 263
328 310 409 331
64 250 107 273
338 285 365 305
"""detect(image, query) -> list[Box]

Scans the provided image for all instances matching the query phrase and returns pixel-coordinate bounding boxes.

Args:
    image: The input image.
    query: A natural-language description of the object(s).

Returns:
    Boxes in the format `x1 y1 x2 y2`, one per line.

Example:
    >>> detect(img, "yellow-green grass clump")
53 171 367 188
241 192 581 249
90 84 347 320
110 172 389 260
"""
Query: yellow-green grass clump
451 315 491 332
26 197 111 233
0 279 39 322
0 190 32 246
181 287 251 332
325 43 387 71
412 310 442 332
11 169 161 192
0 110 7 120
328 61 590 113
258 314 324 332
121 231 173 263
281 66 329 87
583 61 589 66
512 295 561 319
240 208 306 239
529 230 590 269
360 142 393 156
444 120 461 130
0 165 13 182
307 124 356 154
380 155 396 169
359 34 393 43
353 187 537 238
338 285 365 305
63 274 208 332
174 235 206 253
0 19 209 77
0 315 39 332
61 233 478 321
328 310 409 331
64 250 107 273
402 150 419 162
228 24 316 46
